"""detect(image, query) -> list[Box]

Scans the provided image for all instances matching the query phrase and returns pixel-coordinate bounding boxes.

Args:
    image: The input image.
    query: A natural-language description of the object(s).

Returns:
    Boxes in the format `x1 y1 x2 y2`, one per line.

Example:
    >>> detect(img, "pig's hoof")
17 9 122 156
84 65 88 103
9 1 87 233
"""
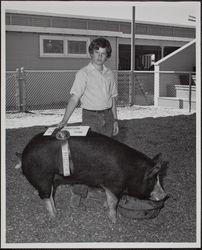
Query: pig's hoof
49 211 56 218
103 201 108 209
109 216 117 224
108 213 117 223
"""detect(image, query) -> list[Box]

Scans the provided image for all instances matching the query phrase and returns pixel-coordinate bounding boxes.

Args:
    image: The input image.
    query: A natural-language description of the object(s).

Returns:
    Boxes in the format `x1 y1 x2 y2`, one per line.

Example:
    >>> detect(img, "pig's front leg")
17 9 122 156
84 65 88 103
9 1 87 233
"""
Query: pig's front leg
102 186 118 223
44 186 57 217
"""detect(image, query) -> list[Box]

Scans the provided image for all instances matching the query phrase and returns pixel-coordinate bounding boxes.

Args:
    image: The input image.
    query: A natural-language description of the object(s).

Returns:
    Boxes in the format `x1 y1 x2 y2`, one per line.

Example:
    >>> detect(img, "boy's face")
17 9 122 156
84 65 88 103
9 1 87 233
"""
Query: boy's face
91 47 108 66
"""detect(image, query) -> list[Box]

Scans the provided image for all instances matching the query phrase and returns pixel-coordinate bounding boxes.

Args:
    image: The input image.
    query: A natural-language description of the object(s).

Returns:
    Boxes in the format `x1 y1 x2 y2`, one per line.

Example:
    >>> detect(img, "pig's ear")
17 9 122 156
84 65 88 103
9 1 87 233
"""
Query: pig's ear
146 163 161 179
152 153 163 163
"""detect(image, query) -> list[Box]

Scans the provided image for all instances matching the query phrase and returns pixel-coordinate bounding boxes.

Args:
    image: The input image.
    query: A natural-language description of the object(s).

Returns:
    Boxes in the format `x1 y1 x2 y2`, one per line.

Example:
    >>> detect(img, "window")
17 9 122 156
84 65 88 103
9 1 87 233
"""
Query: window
43 39 64 54
40 35 90 58
68 40 87 54
67 37 89 57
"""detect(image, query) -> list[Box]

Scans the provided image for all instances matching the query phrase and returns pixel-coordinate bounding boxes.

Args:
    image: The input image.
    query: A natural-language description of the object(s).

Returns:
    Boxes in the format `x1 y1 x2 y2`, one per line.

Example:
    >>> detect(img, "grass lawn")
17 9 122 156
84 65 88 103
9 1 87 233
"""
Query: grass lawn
4 114 197 244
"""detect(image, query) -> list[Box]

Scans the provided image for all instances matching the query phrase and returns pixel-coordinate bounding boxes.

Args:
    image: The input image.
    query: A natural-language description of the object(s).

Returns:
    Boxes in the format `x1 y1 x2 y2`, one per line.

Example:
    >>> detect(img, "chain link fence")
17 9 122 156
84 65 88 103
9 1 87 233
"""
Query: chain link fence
24 70 76 110
6 69 195 112
6 71 19 111
6 68 156 112
133 72 155 105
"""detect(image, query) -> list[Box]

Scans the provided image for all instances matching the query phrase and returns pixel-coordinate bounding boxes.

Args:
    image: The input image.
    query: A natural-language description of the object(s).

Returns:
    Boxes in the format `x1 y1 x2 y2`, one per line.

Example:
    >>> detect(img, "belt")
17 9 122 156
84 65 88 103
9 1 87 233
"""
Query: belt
83 108 111 113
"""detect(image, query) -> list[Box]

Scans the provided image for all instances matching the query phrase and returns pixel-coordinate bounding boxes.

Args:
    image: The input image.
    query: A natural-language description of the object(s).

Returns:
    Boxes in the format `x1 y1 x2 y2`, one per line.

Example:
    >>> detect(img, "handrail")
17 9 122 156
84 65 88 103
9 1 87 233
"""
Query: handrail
154 70 195 74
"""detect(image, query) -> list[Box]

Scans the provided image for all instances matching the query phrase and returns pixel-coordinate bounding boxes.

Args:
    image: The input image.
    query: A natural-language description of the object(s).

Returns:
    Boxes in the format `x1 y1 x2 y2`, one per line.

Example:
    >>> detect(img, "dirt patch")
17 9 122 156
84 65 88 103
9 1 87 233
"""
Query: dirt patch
4 114 196 244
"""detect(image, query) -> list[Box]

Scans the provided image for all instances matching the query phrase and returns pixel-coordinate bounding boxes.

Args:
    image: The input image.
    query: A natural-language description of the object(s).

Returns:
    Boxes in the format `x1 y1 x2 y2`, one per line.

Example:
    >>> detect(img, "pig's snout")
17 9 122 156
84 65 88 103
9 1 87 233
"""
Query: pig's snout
150 176 167 201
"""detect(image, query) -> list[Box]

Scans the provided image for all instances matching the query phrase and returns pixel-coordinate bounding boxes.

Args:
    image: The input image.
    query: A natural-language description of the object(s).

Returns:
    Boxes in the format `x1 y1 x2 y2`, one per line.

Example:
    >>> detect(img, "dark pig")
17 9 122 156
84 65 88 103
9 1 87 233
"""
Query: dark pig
17 130 168 223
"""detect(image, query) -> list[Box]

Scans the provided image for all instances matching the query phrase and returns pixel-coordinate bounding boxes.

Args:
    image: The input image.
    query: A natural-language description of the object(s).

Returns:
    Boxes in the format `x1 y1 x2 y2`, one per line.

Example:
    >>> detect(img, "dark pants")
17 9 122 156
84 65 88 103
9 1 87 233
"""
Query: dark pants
82 108 114 137
71 108 114 203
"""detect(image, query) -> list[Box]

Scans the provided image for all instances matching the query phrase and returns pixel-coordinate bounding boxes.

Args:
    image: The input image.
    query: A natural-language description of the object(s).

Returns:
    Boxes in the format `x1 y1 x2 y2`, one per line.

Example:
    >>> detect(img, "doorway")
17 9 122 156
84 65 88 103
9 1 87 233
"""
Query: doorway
118 44 163 70
118 44 131 70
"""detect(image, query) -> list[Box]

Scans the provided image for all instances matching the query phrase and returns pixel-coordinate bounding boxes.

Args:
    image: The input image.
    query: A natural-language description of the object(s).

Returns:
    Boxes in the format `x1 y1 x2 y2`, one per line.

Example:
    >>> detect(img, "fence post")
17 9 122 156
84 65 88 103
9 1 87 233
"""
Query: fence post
129 71 135 106
17 67 26 112
188 72 192 112
154 65 160 106
15 68 20 111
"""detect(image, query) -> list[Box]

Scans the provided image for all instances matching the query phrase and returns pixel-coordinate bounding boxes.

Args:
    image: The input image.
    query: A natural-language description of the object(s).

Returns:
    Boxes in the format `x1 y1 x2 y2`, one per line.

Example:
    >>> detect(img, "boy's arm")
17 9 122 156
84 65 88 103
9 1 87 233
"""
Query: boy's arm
58 94 80 128
112 97 119 135
111 97 118 120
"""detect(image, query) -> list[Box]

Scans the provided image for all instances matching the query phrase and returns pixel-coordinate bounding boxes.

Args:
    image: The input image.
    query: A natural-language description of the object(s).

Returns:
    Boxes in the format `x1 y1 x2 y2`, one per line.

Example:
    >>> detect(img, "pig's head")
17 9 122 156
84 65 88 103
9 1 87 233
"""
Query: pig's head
142 153 168 201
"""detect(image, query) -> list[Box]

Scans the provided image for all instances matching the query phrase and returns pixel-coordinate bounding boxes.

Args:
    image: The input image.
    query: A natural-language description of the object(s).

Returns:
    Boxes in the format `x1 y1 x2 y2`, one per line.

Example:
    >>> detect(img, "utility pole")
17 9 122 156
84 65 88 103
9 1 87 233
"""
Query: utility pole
129 6 136 105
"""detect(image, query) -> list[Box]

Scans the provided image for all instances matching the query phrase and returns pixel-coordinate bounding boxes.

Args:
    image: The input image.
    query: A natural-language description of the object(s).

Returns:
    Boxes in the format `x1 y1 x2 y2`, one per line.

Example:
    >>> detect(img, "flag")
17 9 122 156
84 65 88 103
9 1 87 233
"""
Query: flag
188 15 196 22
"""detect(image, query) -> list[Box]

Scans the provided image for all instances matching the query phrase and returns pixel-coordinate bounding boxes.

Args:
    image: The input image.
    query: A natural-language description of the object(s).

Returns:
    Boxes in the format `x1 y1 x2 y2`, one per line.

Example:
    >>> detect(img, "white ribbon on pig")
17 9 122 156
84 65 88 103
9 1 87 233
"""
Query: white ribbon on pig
61 141 70 176
44 126 90 176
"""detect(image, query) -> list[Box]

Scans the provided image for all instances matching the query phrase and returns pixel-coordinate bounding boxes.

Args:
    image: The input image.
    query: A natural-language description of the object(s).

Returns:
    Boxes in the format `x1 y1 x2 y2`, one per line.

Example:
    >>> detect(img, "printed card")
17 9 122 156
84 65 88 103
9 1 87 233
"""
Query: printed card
44 126 90 136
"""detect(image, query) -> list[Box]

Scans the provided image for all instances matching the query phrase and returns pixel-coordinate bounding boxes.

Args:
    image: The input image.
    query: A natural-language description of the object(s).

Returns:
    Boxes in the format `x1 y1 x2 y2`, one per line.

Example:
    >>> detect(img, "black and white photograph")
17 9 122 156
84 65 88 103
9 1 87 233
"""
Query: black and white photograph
1 0 201 248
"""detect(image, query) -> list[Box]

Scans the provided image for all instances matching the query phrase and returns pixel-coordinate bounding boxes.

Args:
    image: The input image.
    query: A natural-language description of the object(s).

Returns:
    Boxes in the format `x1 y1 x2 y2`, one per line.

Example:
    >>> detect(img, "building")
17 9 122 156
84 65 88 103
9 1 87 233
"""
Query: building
6 10 195 71
5 10 196 111
154 39 196 110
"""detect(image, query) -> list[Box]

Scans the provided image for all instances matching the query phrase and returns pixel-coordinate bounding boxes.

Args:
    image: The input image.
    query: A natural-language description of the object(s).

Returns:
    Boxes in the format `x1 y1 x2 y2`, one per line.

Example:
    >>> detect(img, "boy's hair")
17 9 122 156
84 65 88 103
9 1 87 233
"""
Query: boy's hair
88 37 112 58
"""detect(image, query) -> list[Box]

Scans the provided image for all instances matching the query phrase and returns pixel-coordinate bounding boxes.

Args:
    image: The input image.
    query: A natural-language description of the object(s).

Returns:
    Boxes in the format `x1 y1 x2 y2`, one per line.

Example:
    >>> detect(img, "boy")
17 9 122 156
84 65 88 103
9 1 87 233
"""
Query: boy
58 37 119 206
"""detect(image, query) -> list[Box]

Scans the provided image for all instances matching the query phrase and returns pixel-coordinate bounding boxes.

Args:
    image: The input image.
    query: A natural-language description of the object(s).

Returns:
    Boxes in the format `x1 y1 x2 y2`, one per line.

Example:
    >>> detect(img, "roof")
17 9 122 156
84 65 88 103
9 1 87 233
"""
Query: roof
5 9 196 29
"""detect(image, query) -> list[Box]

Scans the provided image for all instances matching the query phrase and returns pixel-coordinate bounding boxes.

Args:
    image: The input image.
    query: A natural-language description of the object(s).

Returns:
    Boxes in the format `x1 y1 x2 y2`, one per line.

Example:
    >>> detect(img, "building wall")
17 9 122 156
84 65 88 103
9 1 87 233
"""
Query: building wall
159 43 195 71
6 12 195 71
159 73 180 96
6 32 117 70
157 42 195 97
6 12 196 38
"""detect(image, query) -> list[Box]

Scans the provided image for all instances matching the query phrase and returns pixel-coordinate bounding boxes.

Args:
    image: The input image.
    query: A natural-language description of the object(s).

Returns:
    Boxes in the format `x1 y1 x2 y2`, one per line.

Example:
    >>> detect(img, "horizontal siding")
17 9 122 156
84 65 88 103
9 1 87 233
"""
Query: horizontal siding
52 17 87 29
173 27 195 38
119 22 131 34
88 20 119 31
29 16 51 27
10 14 51 27
147 24 173 36
6 13 195 38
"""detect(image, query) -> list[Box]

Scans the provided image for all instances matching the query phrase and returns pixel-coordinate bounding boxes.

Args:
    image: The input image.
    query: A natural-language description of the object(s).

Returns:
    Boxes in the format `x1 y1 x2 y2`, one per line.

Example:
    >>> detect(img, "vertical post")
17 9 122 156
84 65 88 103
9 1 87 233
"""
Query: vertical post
15 68 21 111
18 67 26 112
188 72 192 112
161 46 164 59
129 6 136 106
154 65 160 106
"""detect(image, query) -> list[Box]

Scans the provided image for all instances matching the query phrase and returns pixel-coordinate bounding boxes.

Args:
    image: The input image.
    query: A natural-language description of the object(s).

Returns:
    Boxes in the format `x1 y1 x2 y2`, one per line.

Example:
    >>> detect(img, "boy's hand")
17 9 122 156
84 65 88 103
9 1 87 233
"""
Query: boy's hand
57 120 66 129
113 120 119 136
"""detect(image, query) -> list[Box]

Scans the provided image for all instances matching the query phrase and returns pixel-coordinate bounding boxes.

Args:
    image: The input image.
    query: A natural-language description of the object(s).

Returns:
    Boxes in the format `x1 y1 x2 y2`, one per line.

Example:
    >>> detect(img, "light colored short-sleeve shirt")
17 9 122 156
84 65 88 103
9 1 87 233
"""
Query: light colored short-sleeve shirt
70 62 118 110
